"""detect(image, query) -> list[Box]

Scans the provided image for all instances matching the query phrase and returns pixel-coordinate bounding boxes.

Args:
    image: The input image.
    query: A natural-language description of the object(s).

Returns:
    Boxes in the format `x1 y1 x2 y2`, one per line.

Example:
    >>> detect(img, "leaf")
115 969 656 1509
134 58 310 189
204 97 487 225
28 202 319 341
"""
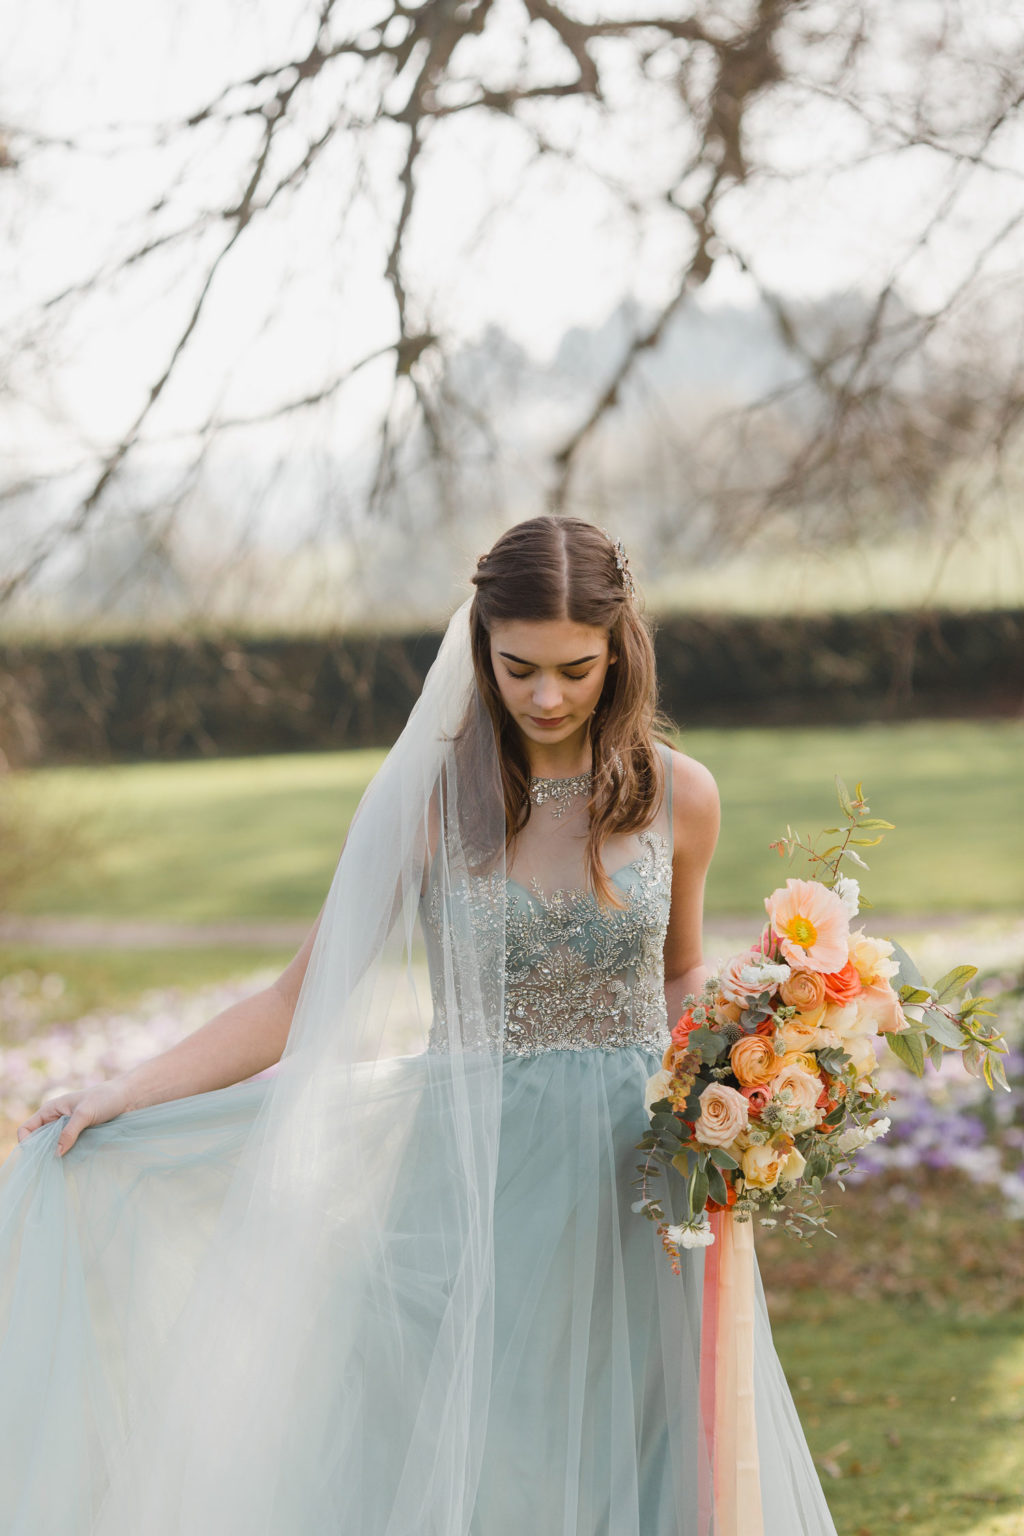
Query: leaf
926 1037 945 1070
931 964 979 1003
898 985 933 1007
816 1046 852 1074
688 1165 709 1218
848 835 884 847
671 1151 692 1177
708 1145 740 1170
707 1162 729 1207
921 1008 965 1048
689 1027 727 1061
852 818 895 830
887 1029 926 1076
835 775 854 816
890 941 925 991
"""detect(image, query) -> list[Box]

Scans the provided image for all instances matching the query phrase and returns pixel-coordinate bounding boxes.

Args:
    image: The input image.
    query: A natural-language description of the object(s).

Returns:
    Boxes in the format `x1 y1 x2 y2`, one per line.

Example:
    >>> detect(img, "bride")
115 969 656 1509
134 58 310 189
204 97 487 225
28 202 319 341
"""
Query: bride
2 516 837 1535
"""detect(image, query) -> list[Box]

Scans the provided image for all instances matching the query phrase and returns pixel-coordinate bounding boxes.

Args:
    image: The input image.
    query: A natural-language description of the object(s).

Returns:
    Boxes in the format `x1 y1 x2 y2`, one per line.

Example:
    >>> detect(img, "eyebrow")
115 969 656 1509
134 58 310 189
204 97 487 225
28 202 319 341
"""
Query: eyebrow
498 651 601 667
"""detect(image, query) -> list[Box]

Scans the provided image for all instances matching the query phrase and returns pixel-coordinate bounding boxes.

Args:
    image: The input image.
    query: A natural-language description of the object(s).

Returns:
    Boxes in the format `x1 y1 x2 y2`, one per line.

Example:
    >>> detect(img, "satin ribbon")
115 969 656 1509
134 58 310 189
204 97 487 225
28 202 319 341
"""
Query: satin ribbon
699 1210 764 1536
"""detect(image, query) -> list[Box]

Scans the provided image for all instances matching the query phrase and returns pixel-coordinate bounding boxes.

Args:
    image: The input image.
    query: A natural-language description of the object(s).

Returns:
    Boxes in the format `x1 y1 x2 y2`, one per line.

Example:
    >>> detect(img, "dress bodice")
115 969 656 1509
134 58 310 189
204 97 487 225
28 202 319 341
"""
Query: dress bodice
420 743 674 1057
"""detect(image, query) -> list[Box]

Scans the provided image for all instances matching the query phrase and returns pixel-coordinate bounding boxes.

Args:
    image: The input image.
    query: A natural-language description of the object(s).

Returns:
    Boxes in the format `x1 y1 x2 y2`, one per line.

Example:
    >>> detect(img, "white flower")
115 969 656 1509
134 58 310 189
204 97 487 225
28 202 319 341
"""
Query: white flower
644 1068 674 1120
665 1217 716 1250
836 1115 891 1154
833 876 861 918
738 960 792 993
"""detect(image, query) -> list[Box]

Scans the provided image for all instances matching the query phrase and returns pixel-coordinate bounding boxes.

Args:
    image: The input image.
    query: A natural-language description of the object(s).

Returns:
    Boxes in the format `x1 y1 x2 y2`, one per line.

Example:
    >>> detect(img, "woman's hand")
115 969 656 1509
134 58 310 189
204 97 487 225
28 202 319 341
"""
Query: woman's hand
16 1079 134 1157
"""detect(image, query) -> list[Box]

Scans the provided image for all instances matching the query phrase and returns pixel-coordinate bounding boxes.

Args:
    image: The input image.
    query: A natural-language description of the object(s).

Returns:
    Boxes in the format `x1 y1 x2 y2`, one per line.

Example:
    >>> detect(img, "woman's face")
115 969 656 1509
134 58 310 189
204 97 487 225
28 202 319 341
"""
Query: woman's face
488 618 615 753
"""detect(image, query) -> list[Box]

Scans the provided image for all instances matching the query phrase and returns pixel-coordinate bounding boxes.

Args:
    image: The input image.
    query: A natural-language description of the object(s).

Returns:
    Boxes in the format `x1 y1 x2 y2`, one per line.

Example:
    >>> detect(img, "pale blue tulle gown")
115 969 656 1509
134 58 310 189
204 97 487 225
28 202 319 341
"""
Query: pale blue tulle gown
0 742 836 1534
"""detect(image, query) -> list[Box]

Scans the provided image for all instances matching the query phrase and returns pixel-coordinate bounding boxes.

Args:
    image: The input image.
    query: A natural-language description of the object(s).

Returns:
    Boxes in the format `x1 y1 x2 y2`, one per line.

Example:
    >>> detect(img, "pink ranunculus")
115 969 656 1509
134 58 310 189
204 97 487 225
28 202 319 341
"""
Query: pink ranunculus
857 978 907 1034
741 1083 773 1117
765 878 850 974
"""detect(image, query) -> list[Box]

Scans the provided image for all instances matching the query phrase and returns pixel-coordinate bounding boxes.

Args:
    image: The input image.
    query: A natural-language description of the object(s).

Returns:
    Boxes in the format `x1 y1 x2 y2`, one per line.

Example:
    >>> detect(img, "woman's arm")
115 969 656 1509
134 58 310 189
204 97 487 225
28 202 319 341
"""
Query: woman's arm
662 747 721 1024
17 912 323 1156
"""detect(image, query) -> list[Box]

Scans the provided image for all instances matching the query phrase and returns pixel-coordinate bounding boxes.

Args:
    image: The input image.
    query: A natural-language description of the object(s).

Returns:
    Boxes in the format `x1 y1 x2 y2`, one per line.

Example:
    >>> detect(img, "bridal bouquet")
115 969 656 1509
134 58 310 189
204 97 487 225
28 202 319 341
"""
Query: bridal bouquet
634 779 1008 1267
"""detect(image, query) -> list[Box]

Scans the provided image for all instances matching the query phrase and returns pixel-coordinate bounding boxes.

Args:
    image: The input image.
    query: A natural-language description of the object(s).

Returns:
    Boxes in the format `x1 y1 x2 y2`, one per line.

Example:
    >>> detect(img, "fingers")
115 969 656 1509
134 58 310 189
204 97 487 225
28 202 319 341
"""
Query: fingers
16 1101 70 1142
56 1110 89 1158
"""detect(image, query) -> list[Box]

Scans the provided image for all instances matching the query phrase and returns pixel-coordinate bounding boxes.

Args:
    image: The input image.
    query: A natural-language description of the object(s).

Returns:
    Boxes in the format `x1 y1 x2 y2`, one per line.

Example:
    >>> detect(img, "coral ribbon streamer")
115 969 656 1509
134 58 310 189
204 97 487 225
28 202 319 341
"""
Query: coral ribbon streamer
699 1211 765 1536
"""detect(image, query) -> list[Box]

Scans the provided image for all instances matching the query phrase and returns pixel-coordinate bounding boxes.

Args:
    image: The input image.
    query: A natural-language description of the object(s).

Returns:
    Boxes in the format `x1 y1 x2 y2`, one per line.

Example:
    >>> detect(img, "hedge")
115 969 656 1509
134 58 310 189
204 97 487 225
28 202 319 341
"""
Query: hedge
0 609 1020 766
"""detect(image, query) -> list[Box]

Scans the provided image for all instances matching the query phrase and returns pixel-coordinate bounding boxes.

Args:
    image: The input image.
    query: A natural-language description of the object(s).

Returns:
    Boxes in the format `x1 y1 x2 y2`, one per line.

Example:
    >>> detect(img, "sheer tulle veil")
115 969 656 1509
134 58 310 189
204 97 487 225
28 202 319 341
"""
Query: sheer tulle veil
0 596 513 1534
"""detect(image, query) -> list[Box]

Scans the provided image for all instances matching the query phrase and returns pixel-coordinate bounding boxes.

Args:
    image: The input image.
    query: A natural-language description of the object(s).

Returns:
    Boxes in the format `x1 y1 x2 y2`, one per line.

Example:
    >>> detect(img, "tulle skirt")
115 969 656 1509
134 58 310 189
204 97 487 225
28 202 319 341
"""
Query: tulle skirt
0 1044 836 1535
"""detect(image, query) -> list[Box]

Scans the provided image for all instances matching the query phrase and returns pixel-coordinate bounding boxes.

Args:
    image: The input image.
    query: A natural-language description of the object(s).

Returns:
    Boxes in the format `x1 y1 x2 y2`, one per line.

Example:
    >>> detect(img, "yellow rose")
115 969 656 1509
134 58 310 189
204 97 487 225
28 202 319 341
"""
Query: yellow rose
849 929 899 988
741 1140 789 1190
780 1050 819 1077
781 1146 806 1183
729 1035 783 1087
845 1033 878 1079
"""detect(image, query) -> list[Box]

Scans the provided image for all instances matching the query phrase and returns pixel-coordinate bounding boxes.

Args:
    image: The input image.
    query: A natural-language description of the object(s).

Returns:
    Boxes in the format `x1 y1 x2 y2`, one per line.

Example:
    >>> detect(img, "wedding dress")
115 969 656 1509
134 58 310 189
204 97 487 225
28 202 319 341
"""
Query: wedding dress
0 600 837 1535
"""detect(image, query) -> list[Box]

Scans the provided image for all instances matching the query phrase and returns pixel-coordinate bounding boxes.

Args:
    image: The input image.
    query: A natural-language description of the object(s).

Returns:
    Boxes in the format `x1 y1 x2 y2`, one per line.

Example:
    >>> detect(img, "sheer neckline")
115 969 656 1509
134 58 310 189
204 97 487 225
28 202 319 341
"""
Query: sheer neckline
528 770 593 819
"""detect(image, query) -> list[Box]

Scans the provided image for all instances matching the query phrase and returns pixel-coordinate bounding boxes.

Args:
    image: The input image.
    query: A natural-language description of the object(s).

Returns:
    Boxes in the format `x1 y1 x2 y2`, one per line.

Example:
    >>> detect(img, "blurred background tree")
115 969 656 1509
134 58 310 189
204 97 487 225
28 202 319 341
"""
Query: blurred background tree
1 0 1023 632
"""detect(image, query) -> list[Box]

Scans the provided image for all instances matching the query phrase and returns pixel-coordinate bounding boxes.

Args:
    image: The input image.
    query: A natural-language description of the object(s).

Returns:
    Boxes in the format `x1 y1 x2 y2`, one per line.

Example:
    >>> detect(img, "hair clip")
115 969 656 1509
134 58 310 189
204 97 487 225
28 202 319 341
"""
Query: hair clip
604 532 636 601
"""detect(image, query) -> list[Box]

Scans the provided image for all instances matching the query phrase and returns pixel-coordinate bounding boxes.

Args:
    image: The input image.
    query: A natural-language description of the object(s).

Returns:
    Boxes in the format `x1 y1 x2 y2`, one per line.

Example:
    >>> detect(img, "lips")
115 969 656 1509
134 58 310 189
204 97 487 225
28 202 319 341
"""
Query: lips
529 715 568 729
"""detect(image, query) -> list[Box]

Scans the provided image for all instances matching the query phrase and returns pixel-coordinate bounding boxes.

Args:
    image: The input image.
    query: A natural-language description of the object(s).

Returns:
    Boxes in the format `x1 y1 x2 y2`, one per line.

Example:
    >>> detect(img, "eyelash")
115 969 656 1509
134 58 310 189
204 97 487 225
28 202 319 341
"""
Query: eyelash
506 668 591 682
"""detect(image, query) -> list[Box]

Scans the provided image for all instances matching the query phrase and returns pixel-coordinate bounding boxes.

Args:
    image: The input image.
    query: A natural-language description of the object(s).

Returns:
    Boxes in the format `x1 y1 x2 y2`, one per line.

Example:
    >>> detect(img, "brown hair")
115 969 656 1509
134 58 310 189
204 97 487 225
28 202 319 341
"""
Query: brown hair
466 515 671 906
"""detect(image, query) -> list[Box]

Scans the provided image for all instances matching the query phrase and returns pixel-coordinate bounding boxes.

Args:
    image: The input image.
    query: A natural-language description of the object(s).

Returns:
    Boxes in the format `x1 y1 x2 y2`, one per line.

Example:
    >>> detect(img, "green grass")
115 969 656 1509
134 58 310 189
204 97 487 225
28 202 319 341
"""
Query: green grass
0 946 294 1041
9 721 1022 923
772 1295 1024 1536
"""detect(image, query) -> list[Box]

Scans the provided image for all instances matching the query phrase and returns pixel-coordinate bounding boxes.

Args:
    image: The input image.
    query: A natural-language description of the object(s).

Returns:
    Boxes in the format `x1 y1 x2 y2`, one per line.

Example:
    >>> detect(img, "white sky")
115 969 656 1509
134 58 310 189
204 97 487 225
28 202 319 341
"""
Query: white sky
3 0 1024 467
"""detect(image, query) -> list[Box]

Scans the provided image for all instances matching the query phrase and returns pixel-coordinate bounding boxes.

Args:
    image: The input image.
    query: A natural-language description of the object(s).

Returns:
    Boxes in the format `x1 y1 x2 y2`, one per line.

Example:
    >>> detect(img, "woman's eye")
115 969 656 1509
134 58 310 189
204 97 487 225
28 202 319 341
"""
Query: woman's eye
563 671 590 682
507 669 532 680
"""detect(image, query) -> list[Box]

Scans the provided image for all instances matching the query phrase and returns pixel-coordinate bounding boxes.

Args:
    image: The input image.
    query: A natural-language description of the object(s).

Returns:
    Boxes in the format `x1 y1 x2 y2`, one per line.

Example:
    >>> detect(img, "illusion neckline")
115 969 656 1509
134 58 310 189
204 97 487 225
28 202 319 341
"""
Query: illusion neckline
528 769 593 818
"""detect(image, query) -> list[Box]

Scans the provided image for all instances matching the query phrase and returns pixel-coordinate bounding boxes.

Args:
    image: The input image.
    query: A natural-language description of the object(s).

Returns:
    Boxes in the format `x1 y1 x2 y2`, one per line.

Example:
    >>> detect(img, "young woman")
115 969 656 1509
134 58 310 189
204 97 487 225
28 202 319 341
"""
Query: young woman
2 517 836 1535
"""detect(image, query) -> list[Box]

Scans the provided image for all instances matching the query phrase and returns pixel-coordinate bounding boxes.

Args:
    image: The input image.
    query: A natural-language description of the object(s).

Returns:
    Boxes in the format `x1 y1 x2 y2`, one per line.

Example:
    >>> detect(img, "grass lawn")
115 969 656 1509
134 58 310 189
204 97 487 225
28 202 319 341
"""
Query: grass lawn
762 1172 1024 1536
0 946 295 1040
8 720 1023 923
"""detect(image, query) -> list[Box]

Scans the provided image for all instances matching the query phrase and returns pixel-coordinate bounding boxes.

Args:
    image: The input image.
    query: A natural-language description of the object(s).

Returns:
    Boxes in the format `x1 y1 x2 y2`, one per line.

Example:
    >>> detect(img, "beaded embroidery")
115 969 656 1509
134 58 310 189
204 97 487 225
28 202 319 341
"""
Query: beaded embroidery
528 771 593 820
421 829 672 1058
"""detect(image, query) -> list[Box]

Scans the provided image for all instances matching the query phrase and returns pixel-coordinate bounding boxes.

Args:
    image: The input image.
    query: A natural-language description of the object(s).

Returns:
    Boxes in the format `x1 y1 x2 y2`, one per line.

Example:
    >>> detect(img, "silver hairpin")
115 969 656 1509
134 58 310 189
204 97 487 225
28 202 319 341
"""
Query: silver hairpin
606 533 636 601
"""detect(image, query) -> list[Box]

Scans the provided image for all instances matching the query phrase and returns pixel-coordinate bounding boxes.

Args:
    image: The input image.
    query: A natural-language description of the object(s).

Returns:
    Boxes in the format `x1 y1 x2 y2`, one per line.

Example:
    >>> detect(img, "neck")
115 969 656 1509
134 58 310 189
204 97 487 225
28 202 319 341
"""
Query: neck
518 723 592 780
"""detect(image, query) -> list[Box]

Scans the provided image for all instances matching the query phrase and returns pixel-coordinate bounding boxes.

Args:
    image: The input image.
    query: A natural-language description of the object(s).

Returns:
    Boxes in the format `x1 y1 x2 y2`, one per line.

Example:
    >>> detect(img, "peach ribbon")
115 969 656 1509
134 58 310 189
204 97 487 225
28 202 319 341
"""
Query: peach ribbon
699 1210 764 1536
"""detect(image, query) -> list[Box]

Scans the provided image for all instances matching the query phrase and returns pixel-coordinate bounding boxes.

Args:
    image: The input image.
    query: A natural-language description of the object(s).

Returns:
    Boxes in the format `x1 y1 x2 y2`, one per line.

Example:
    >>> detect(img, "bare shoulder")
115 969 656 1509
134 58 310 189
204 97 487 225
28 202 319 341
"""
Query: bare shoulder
664 746 720 863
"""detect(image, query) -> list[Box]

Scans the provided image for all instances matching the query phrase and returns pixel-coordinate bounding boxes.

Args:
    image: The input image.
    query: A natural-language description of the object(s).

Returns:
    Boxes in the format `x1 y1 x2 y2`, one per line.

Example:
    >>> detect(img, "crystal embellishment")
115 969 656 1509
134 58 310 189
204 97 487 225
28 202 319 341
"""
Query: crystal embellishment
528 771 593 820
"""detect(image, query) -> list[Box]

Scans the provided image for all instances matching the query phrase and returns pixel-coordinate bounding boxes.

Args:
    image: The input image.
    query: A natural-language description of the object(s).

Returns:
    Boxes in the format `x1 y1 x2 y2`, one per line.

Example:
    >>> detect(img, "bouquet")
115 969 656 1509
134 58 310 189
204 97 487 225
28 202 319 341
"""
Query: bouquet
635 778 1008 1268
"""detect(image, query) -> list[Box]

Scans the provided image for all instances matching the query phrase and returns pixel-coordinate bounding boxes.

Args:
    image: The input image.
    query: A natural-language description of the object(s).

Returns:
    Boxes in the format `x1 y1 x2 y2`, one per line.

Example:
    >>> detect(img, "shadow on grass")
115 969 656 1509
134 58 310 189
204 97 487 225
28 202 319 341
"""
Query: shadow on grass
762 1173 1024 1536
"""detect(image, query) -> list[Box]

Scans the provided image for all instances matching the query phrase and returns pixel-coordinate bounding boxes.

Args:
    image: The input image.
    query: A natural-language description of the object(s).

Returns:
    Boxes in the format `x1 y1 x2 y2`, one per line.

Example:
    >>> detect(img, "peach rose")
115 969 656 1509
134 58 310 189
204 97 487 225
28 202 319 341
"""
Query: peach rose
729 1034 783 1087
694 1083 750 1148
781 1013 824 1052
718 952 763 1006
779 968 827 1015
856 979 907 1034
823 960 863 1006
849 929 900 988
713 999 743 1026
765 878 850 973
773 1062 823 1113
741 1139 791 1190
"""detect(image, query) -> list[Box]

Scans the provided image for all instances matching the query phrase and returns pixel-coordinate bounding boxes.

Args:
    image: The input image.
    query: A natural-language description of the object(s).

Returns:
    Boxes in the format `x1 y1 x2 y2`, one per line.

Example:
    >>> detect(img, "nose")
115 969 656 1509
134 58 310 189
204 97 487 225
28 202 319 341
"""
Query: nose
531 674 564 713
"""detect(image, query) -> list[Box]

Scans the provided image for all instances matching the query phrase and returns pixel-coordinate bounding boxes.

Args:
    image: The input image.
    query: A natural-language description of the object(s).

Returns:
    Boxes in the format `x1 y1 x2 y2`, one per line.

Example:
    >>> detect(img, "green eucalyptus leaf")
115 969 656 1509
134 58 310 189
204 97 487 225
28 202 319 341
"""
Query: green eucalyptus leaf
931 964 979 1003
707 1162 729 1207
921 1008 965 1048
890 941 925 991
887 1029 926 1076
708 1145 740 1170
